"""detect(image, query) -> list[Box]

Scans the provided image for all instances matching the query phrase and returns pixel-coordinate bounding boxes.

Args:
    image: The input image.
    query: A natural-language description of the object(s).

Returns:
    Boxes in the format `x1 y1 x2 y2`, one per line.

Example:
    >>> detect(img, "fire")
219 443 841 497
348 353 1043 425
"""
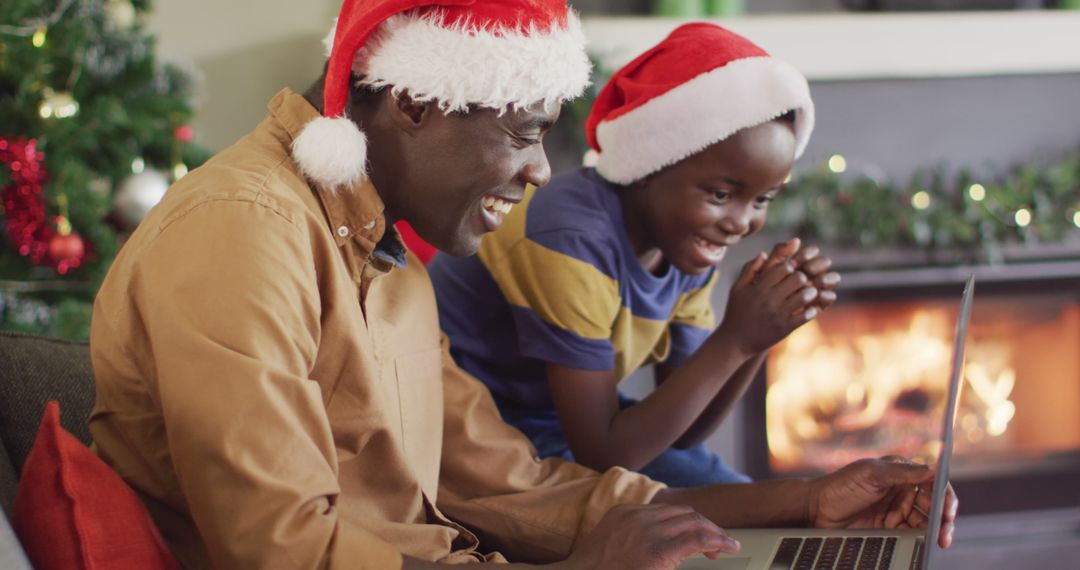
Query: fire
766 307 1017 472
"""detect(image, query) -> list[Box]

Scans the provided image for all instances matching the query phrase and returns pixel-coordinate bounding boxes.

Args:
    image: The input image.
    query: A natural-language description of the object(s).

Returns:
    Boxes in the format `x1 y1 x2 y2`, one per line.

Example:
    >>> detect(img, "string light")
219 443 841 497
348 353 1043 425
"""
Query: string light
968 183 986 202
1014 208 1032 227
31 25 47 48
131 157 145 174
911 191 931 210
1073 211 1080 228
172 163 189 180
38 89 79 119
828 154 847 174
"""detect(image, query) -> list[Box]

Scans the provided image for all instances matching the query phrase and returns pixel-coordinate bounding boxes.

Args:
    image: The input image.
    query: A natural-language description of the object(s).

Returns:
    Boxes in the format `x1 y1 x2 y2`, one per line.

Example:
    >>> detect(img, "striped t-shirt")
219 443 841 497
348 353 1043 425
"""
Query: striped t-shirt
428 167 718 414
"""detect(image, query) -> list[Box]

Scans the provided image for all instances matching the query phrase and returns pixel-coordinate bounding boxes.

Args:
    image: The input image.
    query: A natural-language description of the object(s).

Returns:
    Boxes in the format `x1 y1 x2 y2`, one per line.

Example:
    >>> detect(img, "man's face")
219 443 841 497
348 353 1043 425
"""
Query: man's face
378 101 558 256
629 119 796 275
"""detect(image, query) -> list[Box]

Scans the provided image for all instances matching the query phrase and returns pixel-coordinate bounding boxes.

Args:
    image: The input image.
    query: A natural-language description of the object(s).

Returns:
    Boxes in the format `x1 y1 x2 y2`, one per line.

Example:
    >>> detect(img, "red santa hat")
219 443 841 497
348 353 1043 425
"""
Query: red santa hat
292 0 590 190
585 23 814 185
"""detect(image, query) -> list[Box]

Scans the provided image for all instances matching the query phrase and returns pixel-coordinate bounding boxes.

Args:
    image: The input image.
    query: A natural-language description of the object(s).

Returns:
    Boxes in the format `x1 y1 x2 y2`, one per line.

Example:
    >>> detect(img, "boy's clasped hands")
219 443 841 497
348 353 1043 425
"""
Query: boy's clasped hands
717 237 841 358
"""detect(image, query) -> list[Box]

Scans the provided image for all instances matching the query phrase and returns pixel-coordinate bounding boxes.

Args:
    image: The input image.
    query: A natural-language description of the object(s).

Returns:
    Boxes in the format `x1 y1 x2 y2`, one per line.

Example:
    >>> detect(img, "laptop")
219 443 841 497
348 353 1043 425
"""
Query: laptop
682 275 975 570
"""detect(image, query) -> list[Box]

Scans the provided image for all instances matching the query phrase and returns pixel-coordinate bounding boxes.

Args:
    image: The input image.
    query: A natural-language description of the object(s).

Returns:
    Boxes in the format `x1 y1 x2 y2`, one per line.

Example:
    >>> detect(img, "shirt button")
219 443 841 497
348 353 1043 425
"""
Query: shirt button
337 226 349 237
362 220 376 230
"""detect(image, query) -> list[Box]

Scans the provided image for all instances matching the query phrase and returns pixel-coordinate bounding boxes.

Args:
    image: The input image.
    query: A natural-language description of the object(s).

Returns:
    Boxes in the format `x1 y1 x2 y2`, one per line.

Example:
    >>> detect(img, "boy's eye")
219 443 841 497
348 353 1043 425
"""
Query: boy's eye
755 194 775 205
705 189 730 202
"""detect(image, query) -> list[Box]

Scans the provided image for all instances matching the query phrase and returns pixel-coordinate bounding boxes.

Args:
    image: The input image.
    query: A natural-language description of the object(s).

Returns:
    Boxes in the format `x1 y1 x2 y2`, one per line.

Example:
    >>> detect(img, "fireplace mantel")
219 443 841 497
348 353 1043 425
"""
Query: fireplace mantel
583 11 1080 81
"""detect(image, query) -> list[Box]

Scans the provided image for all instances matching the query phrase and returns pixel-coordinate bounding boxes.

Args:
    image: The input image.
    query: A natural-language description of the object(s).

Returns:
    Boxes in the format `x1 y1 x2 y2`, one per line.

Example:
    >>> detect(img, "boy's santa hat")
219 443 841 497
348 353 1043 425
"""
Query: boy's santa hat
292 0 590 190
586 23 815 185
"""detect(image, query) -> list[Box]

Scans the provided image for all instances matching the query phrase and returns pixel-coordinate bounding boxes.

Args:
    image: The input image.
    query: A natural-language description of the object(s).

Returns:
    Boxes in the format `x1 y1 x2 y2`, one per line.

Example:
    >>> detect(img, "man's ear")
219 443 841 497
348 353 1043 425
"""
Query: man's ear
384 90 430 131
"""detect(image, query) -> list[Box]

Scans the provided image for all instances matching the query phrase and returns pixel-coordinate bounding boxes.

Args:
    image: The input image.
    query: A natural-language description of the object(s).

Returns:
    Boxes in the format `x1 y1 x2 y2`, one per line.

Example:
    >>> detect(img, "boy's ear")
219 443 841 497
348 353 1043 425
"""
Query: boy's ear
384 90 430 130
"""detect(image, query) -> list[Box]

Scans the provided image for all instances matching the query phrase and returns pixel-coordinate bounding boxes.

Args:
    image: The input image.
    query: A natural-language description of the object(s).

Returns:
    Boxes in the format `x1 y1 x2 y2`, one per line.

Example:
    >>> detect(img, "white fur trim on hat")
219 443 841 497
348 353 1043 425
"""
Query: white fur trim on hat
595 57 815 185
291 116 369 190
326 11 590 113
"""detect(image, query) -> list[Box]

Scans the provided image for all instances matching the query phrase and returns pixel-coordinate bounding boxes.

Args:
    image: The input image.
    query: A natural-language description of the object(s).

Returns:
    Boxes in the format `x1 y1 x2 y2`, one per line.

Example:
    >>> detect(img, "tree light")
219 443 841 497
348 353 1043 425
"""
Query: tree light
173 163 189 180
968 183 986 202
911 191 931 210
131 157 146 174
1073 211 1080 228
828 154 847 174
32 26 47 48
1014 208 1032 227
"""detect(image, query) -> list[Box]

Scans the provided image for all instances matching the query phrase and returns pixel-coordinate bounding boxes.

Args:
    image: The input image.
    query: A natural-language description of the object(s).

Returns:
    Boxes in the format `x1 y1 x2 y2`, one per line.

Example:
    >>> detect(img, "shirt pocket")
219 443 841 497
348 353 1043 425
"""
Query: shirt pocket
394 347 444 498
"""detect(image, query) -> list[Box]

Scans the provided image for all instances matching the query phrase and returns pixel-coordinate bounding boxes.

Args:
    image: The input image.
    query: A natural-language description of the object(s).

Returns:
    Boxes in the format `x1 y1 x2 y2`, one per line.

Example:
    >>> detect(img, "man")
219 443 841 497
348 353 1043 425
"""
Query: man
89 1 957 569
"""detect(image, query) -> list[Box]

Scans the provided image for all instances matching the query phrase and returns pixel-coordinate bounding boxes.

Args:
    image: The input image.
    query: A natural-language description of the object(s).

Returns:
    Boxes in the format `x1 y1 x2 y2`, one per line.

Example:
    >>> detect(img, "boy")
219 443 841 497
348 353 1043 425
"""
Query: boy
429 23 840 486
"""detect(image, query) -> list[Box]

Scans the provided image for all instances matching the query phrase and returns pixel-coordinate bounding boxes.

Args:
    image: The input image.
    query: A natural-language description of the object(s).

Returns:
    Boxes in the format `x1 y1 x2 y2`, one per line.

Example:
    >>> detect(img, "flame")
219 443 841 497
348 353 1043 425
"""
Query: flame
767 307 1016 472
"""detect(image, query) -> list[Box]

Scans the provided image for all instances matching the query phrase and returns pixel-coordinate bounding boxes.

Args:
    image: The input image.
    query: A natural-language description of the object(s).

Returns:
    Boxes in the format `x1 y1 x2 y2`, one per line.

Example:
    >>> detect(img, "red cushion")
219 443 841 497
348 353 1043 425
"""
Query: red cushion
12 401 180 570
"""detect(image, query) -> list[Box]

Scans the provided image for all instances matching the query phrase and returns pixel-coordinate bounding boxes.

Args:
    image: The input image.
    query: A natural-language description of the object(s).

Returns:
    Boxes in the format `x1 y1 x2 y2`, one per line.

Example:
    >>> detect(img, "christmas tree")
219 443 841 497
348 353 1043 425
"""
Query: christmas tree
1 0 208 339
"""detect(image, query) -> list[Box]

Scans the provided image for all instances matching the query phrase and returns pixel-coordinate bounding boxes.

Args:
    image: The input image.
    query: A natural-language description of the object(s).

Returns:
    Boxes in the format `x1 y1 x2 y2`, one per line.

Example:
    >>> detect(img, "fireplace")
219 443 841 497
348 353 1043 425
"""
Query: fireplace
743 252 1080 515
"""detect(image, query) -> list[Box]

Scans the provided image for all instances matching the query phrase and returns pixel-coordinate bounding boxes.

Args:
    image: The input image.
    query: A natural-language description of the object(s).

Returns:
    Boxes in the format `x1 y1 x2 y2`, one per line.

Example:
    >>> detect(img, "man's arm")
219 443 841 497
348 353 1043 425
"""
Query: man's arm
652 458 958 548
130 201 402 569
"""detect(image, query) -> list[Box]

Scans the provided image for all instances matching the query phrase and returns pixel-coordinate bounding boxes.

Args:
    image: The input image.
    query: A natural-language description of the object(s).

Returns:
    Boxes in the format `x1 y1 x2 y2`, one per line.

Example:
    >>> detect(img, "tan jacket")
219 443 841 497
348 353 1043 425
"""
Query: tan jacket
89 89 664 570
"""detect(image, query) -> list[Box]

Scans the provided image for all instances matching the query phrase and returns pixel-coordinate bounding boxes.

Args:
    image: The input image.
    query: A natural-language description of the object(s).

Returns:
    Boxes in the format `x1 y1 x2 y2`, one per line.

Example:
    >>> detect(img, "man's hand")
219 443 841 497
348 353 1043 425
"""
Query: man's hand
808 458 958 548
564 504 740 570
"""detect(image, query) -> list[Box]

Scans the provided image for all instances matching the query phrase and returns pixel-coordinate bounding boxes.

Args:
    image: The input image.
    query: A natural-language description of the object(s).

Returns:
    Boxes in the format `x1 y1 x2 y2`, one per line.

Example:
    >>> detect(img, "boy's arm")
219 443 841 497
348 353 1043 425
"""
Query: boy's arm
663 239 841 449
659 351 767 449
546 249 815 473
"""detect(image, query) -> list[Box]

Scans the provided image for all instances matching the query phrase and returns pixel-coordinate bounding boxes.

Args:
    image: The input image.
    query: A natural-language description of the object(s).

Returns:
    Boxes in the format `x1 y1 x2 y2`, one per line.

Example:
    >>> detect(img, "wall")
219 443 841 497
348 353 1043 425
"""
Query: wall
145 1 340 150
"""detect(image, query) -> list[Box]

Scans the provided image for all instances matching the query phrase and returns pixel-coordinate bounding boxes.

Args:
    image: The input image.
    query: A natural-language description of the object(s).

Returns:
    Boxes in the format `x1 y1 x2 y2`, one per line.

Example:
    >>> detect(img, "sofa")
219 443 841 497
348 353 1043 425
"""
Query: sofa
0 330 97 570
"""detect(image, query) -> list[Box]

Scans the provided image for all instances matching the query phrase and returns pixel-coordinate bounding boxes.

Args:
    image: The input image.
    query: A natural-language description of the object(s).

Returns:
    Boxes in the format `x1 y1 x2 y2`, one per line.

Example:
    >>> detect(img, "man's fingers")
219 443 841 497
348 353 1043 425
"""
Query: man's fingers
657 512 741 557
939 483 959 548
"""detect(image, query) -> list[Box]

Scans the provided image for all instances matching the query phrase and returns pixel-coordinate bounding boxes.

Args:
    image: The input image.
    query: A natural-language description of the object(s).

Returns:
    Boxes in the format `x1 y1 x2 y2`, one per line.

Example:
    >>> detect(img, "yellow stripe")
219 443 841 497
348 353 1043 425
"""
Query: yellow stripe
478 187 619 340
611 307 671 380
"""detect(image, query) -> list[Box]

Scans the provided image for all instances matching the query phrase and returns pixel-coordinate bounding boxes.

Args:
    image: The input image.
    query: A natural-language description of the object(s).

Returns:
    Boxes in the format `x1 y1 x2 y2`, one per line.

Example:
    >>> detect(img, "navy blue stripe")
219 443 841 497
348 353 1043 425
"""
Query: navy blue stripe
667 322 712 366
510 304 615 371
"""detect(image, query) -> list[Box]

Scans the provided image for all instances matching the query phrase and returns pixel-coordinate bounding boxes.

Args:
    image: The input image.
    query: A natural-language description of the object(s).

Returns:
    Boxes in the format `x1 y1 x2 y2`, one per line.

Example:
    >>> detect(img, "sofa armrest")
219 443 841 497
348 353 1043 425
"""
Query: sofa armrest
0 508 33 570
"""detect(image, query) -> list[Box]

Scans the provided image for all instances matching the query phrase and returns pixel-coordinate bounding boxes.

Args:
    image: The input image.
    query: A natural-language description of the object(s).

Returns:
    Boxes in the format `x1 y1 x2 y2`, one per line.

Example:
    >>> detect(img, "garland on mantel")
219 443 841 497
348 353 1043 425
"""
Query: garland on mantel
769 150 1080 265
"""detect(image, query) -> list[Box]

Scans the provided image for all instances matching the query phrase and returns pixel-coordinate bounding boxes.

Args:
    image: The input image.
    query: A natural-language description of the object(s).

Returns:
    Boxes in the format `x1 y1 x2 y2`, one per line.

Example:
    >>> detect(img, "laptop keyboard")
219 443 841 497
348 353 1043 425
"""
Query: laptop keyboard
768 536 899 570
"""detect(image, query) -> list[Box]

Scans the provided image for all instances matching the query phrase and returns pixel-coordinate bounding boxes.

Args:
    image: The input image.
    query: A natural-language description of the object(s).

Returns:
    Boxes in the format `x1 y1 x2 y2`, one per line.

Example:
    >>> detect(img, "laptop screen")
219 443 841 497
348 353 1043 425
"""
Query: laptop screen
921 275 975 568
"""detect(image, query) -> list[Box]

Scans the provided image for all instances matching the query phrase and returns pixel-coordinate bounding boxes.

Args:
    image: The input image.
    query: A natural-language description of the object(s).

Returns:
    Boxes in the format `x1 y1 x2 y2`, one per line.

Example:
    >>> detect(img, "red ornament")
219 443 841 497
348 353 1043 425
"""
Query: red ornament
174 125 194 143
48 231 85 275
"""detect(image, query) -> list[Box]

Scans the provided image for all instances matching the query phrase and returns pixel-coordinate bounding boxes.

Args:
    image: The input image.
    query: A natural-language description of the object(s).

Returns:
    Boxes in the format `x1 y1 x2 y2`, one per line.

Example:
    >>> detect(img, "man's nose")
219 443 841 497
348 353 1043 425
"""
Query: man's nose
519 145 551 189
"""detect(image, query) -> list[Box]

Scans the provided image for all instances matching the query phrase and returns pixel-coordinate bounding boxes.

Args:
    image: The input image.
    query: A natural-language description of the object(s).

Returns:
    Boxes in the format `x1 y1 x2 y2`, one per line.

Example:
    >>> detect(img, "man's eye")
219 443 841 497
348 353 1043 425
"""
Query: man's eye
756 195 775 205
512 134 541 147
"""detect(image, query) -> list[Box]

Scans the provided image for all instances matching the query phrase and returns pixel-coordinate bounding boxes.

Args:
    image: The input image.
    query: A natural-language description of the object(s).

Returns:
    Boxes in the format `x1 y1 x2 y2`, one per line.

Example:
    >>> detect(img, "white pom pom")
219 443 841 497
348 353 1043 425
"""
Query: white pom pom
291 116 369 190
582 149 600 167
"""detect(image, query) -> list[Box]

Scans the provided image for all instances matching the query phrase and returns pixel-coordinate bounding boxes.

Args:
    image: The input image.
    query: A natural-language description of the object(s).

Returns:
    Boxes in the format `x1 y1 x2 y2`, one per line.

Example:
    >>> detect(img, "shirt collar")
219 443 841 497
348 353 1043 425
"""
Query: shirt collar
267 88 405 267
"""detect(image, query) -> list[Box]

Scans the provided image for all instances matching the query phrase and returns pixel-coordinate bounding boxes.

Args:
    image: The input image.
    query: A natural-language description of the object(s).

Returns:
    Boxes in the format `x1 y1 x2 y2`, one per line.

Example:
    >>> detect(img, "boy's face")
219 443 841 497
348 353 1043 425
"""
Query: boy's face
628 119 796 275
380 102 558 257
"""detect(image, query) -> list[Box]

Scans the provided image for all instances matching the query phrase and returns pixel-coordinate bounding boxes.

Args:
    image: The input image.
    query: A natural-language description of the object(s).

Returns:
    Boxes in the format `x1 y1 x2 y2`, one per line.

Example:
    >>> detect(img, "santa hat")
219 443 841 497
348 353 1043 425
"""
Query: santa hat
292 0 590 190
586 23 814 185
